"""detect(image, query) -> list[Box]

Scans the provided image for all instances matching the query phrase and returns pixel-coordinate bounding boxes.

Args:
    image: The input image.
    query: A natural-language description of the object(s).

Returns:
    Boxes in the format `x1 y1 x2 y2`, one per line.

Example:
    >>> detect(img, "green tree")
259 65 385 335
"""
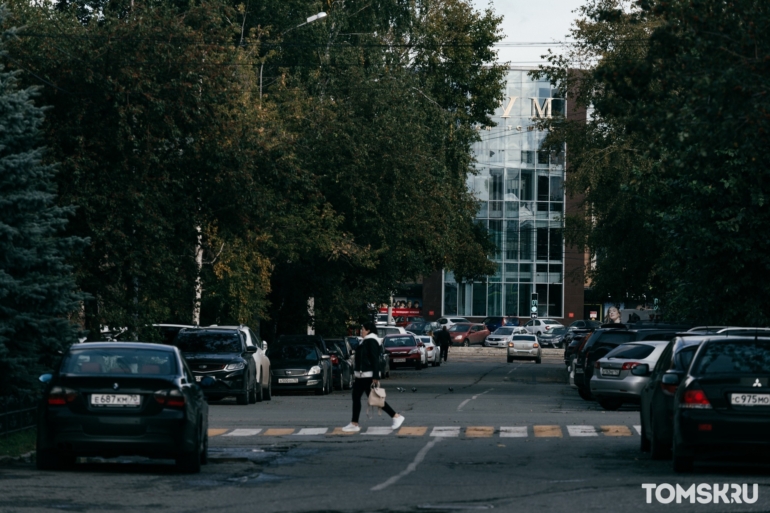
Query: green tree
0 7 85 398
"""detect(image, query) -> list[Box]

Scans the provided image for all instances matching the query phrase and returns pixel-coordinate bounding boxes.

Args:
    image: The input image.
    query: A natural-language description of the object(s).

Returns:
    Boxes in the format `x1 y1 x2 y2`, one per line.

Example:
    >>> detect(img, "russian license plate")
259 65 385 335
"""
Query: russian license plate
195 375 202 382
91 394 141 407
731 393 770 406
601 368 621 376
393 358 406 363
278 378 298 384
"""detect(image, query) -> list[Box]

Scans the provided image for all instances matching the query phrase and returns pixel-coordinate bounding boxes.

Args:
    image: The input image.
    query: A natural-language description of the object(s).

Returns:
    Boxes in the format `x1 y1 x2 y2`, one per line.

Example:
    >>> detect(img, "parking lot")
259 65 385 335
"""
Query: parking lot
3 352 770 513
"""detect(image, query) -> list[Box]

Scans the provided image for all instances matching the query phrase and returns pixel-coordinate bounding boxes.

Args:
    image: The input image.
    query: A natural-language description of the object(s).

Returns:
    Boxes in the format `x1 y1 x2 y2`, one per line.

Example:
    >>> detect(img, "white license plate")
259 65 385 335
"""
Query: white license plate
91 394 141 407
393 358 406 363
195 375 202 382
278 378 298 383
731 393 770 406
601 368 620 376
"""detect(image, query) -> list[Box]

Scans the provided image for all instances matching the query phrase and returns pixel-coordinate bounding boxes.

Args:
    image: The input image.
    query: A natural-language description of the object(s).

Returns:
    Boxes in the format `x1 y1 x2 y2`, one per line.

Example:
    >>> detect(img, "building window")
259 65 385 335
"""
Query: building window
472 282 487 316
444 281 458 315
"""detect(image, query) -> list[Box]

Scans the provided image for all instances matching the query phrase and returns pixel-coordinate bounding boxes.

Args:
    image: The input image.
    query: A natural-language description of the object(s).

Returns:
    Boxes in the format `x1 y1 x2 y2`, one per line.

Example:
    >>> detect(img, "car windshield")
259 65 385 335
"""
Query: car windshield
268 344 318 361
494 328 514 335
384 337 415 348
61 348 177 375
448 324 470 332
174 331 242 353
606 343 656 360
693 340 770 375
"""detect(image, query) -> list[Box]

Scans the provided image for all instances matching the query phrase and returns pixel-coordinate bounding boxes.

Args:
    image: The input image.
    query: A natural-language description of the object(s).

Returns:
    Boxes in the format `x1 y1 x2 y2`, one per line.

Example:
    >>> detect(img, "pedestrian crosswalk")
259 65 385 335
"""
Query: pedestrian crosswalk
210 425 643 439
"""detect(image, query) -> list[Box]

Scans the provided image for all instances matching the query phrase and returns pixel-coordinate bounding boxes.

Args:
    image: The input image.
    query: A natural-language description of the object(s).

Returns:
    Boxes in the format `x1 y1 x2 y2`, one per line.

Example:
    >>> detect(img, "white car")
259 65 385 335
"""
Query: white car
375 313 395 326
377 325 408 338
417 335 441 366
436 316 470 329
484 327 528 347
523 318 564 337
209 325 272 401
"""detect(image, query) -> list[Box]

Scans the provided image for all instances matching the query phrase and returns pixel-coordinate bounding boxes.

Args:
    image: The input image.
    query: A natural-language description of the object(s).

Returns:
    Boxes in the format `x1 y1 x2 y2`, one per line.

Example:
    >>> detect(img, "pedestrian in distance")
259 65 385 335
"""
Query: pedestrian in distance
436 325 451 362
342 321 405 433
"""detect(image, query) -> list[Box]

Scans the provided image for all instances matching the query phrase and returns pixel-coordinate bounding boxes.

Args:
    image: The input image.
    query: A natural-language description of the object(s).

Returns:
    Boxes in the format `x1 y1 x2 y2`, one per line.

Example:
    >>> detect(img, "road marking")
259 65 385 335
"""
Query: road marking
294 428 328 436
533 425 562 437
600 425 632 437
330 427 358 435
262 428 295 436
364 427 394 435
457 399 471 411
466 426 494 438
207 429 229 437
633 425 642 435
370 438 443 491
500 426 528 438
224 429 262 437
567 425 597 437
430 427 461 437
458 388 494 411
398 426 428 436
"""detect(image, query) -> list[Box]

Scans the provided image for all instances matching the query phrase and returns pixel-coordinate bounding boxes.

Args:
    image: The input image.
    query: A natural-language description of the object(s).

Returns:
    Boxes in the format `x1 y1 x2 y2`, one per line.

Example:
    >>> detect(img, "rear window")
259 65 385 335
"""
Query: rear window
673 346 698 372
384 337 415 348
512 335 536 341
693 340 770 375
542 320 561 325
62 348 177 375
605 344 655 360
175 331 242 353
268 344 319 361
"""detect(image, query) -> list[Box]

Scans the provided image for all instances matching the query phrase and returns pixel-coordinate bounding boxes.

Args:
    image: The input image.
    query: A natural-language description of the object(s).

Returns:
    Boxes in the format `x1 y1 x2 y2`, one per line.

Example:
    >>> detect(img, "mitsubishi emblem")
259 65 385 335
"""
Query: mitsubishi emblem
113 383 120 391
753 379 762 388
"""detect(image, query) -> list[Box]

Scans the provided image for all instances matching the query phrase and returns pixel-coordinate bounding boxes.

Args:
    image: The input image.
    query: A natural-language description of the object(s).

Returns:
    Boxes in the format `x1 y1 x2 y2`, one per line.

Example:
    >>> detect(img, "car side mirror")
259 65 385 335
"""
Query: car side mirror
262 341 268 351
246 346 257 354
39 373 52 384
631 364 649 376
321 354 330 360
661 372 681 385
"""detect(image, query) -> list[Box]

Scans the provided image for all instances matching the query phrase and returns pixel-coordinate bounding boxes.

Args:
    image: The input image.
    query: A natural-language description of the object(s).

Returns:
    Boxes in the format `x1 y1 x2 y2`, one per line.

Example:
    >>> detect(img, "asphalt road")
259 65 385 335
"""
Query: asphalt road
2 351 770 513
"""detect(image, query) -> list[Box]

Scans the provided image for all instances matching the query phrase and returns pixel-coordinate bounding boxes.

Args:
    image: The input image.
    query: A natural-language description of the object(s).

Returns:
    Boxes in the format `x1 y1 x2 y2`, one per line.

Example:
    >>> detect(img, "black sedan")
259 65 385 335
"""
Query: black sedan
671 336 770 472
36 342 208 473
326 338 354 390
267 342 332 395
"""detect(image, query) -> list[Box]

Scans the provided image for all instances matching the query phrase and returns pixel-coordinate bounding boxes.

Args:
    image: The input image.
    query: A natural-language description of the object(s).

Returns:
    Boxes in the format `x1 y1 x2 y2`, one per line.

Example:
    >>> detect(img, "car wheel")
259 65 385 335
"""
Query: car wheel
201 429 209 465
264 373 273 400
325 374 332 394
640 423 651 452
507 356 513 363
577 386 593 401
176 429 202 474
672 442 694 473
598 398 622 411
462 339 470 347
237 382 249 405
255 374 264 402
535 356 542 364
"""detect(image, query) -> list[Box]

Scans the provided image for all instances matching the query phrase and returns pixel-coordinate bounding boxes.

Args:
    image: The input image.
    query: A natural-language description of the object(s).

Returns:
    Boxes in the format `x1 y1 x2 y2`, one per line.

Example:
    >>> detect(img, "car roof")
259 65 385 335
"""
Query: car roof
72 342 176 351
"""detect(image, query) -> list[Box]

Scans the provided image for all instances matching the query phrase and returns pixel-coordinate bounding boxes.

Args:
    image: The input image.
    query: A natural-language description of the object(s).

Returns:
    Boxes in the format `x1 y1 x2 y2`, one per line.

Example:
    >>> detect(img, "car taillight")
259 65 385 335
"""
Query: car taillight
545 326 550 331
533 342 539 348
154 389 186 409
594 361 601 369
48 386 77 405
330 355 339 365
680 388 712 409
621 362 640 371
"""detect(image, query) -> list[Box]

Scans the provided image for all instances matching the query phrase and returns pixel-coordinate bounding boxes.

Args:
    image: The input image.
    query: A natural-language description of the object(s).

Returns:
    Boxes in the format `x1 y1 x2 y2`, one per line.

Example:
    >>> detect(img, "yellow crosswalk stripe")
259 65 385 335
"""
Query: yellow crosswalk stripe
600 425 632 437
262 428 295 436
330 427 357 435
533 425 563 437
398 426 428 436
207 429 229 437
466 426 494 438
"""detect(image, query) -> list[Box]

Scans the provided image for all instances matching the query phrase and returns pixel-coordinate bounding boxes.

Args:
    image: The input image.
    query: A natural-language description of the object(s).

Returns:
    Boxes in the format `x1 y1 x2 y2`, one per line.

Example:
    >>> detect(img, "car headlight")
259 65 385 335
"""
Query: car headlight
508 342 513 347
454 335 462 340
224 362 245 371
308 365 322 375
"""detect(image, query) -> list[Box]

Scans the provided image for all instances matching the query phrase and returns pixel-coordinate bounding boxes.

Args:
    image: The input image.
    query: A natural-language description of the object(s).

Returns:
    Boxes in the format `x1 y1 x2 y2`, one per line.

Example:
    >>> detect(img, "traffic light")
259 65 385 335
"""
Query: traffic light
531 293 538 319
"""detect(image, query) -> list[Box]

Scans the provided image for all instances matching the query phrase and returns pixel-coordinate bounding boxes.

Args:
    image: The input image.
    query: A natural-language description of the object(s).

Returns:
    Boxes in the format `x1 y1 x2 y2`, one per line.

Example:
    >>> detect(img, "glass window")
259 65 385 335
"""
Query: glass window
477 201 488 218
505 201 520 219
521 151 534 166
519 263 532 281
549 176 563 201
518 283 533 317
504 284 518 316
488 283 502 316
537 175 549 202
505 221 519 259
536 228 549 260
62 348 178 375
536 283 548 316
537 151 550 166
548 284 563 317
489 201 503 218
505 169 519 200
520 170 533 200
519 226 534 260
444 282 458 315
490 168 504 200
605 343 656 360
694 340 770 375
472 282 487 316
175 331 243 353
549 228 563 261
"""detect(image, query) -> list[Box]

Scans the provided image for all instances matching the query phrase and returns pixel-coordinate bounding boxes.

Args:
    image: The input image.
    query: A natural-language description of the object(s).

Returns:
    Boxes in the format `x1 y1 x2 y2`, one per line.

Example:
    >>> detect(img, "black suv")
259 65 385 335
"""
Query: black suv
574 324 690 400
173 327 258 405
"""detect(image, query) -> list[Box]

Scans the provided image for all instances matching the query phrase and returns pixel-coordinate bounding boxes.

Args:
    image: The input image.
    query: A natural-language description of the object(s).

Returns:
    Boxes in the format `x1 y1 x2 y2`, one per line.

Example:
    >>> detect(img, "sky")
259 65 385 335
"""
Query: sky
471 0 587 67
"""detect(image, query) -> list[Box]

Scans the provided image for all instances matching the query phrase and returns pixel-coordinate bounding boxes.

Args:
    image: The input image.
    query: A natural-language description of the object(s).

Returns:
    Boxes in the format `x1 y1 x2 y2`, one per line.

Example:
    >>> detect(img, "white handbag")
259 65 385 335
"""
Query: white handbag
368 382 386 408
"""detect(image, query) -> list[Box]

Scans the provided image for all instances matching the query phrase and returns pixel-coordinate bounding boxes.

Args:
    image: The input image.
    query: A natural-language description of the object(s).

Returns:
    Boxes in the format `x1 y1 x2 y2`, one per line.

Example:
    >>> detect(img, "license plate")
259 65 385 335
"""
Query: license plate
393 358 406 363
278 378 298 383
731 393 770 406
195 375 202 382
601 368 620 376
91 394 141 407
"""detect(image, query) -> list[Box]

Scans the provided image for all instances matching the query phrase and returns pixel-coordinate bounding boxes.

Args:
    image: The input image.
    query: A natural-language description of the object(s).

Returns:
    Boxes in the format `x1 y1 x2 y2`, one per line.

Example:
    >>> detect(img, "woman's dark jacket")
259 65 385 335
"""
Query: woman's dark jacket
354 335 381 380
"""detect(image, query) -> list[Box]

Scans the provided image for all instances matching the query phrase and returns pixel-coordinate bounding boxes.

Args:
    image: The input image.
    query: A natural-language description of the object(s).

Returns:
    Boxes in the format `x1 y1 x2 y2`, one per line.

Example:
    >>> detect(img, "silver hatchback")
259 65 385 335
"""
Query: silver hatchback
590 341 669 410
507 334 542 364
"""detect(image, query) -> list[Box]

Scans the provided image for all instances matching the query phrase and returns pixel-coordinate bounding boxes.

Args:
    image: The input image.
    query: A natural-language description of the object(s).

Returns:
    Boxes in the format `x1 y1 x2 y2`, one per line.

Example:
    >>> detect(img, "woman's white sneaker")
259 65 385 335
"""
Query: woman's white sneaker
342 423 361 433
391 415 405 430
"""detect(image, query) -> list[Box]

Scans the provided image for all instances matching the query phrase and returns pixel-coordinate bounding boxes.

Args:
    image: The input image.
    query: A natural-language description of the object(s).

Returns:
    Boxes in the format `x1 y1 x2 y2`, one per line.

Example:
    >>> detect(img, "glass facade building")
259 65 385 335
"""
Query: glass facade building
442 69 566 318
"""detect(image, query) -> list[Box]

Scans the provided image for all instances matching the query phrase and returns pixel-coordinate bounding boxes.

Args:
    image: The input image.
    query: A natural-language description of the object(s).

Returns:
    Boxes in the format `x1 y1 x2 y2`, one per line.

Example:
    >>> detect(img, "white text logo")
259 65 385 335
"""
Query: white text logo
642 483 758 504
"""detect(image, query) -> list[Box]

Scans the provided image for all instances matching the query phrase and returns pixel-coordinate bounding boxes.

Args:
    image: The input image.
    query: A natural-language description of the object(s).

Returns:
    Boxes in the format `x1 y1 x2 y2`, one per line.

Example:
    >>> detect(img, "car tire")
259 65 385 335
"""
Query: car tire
176 429 202 474
577 386 593 401
264 374 273 400
255 374 264 402
462 339 470 347
535 356 542 364
201 429 209 465
672 442 694 473
237 382 249 405
598 398 622 411
507 356 513 363
640 423 651 452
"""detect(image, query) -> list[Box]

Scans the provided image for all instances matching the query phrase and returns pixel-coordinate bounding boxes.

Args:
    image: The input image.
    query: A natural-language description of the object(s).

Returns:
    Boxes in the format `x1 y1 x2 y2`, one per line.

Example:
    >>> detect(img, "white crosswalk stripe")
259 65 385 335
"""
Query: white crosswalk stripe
633 425 642 435
224 429 262 437
294 428 328 436
430 426 461 437
364 427 394 435
567 425 598 437
500 426 528 437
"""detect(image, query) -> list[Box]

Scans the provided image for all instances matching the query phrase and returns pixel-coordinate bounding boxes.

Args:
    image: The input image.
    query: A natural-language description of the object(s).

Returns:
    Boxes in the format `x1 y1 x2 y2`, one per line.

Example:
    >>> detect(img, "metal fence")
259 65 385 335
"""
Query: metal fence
0 397 37 437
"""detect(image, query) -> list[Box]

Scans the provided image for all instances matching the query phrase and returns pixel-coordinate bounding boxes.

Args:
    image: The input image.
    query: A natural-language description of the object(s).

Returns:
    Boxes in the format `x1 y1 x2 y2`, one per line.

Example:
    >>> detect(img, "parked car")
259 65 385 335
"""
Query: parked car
173 327 259 405
538 326 568 348
507 334 541 364
482 316 520 332
325 338 354 390
36 342 208 473
436 316 470 328
267 340 332 395
417 335 441 366
484 327 527 348
395 316 425 327
405 321 442 335
590 341 669 410
523 318 564 337
375 313 394 326
574 325 689 401
670 336 770 472
277 335 333 391
208 325 271 401
638 334 715 459
567 320 601 331
383 334 426 370
377 325 408 338
448 323 490 347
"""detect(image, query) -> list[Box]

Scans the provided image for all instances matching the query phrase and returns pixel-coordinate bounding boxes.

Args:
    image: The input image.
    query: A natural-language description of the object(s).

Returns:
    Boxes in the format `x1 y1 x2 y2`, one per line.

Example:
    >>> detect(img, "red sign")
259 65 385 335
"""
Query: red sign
379 308 422 316
429 310 434 316
568 312 574 318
